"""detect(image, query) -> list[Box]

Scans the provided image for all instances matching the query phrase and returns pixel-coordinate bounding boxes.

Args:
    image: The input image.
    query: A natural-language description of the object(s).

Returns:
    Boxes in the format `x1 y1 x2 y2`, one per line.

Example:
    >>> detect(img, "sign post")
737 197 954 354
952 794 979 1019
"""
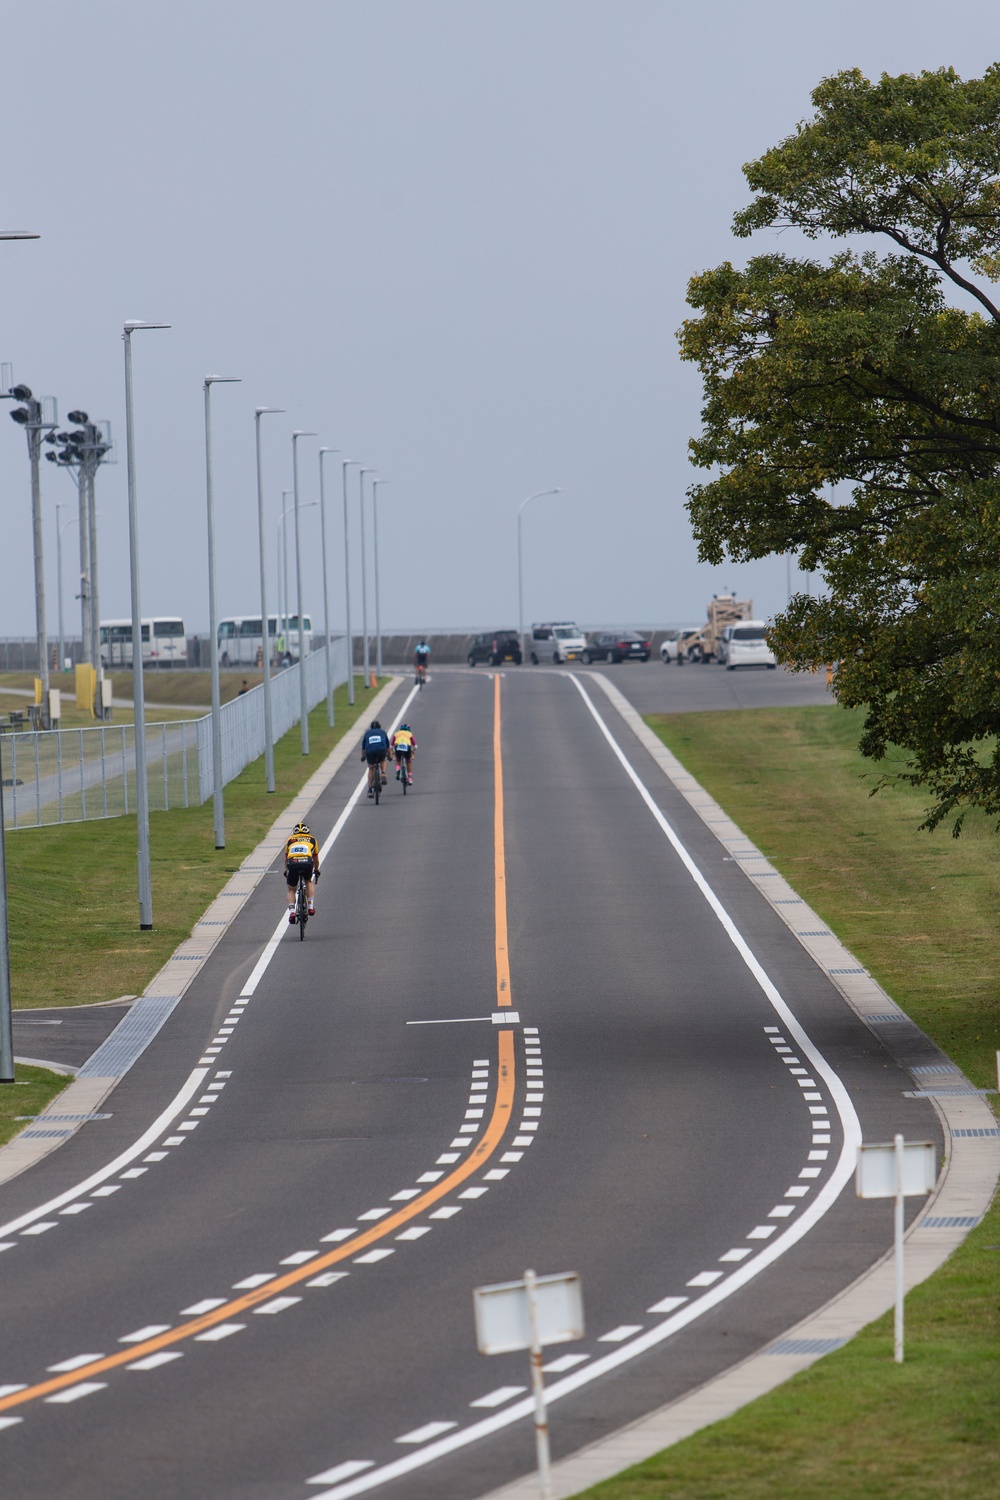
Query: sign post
474 1269 584 1499
856 1135 936 1362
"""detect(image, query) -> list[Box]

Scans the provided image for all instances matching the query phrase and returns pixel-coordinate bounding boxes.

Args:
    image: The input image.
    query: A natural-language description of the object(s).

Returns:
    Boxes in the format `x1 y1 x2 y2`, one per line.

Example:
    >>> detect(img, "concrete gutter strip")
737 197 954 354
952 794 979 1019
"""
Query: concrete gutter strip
0 678 402 1190
476 674 1000 1500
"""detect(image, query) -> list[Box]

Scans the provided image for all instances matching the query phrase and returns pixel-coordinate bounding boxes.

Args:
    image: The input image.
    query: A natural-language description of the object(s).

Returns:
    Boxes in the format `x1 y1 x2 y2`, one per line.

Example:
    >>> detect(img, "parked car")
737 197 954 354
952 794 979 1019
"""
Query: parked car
529 622 588 664
659 628 700 665
725 621 777 670
467 630 523 666
582 631 651 664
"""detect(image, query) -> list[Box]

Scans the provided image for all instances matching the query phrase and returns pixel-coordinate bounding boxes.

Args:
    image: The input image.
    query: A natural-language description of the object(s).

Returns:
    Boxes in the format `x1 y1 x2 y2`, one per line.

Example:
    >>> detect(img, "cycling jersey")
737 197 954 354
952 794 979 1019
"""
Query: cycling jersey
391 729 416 754
361 727 390 760
285 833 319 867
415 645 430 662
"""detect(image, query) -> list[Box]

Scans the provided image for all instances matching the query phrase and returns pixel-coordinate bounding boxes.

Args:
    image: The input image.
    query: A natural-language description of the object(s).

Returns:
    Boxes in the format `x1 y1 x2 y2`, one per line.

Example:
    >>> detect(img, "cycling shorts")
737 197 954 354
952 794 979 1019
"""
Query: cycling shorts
394 745 412 760
365 750 388 765
286 858 315 888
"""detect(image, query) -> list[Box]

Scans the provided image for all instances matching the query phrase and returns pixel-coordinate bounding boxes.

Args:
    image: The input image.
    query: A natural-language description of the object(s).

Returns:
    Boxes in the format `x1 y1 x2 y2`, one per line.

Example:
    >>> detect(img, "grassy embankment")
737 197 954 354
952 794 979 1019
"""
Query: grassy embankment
0 669 262 728
575 705 999 1500
1 679 381 1139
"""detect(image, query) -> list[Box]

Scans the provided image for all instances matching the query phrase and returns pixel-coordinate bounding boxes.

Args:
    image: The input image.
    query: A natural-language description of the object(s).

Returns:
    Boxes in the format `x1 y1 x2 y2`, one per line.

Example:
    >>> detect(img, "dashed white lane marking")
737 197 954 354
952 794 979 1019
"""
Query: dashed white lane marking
44 1382 106 1404
193 1324 244 1342
308 1462 375 1486
358 1209 391 1221
323 1229 359 1241
719 1249 752 1262
542 1354 589 1373
686 1271 724 1287
119 1325 171 1343
647 1296 688 1314
0 1417 22 1430
395 1421 457 1445
0 1386 26 1398
353 1250 394 1265
598 1325 643 1342
254 1296 301 1315
280 1251 318 1265
20 1223 57 1236
59 1205 90 1216
306 1272 349 1288
181 1298 227 1315
470 1386 528 1408
232 1274 274 1289
47 1355 103 1373
396 1227 431 1241
127 1352 183 1371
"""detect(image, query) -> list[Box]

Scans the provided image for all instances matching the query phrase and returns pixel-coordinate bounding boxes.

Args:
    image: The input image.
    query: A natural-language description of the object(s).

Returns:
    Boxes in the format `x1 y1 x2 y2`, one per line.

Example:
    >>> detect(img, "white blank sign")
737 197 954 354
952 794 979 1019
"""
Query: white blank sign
474 1272 584 1355
856 1141 936 1199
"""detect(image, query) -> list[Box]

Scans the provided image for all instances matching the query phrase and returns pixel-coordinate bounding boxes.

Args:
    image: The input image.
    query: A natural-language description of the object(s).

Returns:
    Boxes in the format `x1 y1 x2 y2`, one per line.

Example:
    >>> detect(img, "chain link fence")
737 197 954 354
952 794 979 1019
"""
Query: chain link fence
1 639 350 830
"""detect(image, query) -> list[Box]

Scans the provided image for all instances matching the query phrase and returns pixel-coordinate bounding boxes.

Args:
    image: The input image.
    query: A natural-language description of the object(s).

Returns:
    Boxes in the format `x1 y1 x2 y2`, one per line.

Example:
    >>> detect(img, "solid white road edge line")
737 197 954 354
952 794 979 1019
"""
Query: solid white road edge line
1 682 422 1240
0 1069 209 1239
307 675 864 1500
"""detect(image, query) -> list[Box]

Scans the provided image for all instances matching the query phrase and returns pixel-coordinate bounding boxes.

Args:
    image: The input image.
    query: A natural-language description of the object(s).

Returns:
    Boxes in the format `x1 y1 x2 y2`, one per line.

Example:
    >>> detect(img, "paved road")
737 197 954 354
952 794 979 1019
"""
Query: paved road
485 656 835 715
0 670 936 1499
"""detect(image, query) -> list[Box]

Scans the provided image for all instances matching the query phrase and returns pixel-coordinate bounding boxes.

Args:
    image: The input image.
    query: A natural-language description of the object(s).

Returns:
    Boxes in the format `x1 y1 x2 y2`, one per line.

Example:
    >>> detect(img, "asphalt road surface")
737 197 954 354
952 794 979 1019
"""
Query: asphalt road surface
0 669 937 1499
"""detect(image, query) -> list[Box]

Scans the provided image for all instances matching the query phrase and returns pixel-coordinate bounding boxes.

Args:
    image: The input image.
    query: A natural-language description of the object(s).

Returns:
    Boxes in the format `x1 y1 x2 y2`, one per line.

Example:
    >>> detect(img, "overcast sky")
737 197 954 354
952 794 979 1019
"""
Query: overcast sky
1 2 997 640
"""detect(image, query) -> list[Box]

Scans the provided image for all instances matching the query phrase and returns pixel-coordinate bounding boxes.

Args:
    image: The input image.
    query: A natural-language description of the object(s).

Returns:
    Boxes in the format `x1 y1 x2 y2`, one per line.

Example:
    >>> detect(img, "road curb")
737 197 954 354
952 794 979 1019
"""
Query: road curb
0 677 403 1190
476 673 999 1500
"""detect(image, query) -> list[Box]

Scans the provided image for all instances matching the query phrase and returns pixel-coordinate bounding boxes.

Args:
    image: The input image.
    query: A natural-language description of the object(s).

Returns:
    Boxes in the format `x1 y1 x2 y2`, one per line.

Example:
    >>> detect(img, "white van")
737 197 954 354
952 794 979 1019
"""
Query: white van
529 622 588 664
100 617 187 668
725 621 776 670
218 614 312 667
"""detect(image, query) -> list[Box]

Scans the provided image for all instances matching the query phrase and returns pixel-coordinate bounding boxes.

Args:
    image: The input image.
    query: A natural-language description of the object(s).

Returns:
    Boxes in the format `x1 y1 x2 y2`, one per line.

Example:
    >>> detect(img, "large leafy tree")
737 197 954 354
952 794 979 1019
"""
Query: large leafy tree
679 66 1000 830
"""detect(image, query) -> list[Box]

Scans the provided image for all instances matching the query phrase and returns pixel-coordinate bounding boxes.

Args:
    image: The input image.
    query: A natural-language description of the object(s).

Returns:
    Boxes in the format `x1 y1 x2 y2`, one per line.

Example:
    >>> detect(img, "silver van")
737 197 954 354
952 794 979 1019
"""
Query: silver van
529 622 588 664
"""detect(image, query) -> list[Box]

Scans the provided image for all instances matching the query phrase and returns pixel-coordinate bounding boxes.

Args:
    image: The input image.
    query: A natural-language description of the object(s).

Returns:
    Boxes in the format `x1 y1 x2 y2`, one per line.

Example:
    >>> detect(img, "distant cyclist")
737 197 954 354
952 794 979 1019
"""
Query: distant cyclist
391 722 417 785
361 719 390 797
284 821 320 923
414 638 430 685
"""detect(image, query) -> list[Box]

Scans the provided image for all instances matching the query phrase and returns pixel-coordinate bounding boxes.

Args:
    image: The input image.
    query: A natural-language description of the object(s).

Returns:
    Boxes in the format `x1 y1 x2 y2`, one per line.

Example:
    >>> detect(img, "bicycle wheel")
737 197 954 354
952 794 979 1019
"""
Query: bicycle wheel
297 879 308 939
402 757 408 794
373 767 381 805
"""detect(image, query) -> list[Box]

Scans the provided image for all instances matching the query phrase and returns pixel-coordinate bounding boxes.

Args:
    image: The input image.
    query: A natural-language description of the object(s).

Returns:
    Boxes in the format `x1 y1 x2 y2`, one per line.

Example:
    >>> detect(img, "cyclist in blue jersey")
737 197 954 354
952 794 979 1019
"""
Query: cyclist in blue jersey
414 638 430 685
360 720 390 797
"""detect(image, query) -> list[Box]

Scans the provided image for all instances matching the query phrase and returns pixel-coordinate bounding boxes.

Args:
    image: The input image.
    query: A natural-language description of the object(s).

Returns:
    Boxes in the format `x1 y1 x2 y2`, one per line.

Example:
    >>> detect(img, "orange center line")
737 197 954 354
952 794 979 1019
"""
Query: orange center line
0 672 519 1414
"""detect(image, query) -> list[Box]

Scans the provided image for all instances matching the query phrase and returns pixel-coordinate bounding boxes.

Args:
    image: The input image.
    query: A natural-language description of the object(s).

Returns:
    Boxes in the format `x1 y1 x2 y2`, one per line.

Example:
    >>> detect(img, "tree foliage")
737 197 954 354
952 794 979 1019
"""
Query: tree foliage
679 66 1000 830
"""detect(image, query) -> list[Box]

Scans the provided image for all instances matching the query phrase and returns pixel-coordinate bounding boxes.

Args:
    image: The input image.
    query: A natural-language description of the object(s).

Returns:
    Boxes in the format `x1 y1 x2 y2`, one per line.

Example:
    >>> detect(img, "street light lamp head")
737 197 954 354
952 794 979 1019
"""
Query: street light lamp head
255 406 285 416
123 321 170 332
205 375 241 386
0 230 40 240
319 446 340 455
292 430 317 438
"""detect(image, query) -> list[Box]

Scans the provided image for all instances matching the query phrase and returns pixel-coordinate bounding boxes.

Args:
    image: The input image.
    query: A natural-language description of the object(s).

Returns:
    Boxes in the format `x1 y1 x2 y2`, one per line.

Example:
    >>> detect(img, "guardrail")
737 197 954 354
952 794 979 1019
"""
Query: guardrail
0 639 350 830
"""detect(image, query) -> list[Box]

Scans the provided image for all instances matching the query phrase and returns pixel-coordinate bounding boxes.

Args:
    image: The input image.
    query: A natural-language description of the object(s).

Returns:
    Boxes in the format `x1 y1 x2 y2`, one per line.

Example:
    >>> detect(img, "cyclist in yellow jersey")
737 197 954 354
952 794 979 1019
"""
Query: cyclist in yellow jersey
390 723 417 785
284 821 320 923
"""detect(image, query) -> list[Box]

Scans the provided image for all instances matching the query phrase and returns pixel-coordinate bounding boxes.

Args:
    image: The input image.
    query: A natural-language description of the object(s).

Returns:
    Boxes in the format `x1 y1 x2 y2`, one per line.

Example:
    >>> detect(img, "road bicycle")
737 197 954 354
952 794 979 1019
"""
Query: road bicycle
395 753 411 795
294 874 309 940
415 661 427 689
372 762 382 805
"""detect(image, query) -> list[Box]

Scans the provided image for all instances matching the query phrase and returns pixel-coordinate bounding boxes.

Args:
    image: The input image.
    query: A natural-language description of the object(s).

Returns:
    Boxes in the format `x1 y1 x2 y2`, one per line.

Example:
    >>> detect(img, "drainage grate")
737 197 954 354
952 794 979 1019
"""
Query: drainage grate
22 1129 73 1139
829 967 864 975
797 931 831 938
766 1337 846 1356
912 1064 959 1076
865 1014 902 1023
952 1128 1000 1138
920 1216 979 1229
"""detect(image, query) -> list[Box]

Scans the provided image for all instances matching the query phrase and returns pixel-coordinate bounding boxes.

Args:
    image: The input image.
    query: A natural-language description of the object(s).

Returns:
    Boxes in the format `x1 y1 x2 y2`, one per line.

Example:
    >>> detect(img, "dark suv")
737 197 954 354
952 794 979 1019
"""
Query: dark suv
467 630 523 667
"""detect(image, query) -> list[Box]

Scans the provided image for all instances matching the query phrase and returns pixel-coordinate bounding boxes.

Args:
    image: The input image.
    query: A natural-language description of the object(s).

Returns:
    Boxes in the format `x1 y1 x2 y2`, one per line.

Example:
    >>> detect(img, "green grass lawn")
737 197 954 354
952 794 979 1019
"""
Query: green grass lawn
5 678 379 1011
0 1065 70 1149
0 669 262 708
572 706 999 1500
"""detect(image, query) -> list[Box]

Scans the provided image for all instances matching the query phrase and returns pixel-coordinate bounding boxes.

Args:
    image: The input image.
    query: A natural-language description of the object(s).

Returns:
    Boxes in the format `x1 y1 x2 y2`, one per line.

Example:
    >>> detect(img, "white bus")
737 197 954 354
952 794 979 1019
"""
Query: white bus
100 617 188 668
217 614 313 667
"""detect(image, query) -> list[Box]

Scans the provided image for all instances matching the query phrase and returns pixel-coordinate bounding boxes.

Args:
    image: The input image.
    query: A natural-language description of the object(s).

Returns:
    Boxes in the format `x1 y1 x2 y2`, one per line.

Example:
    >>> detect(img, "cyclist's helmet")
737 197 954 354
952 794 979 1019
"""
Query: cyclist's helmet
399 723 411 732
293 821 310 835
370 719 382 729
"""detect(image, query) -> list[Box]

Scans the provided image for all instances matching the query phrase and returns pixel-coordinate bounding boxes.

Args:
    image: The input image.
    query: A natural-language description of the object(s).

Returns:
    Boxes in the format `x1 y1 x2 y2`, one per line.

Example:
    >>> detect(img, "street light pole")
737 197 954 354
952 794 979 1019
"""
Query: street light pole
517 488 562 662
0 233 39 1081
372 479 388 677
341 460 361 705
358 467 374 687
255 408 284 792
123 320 170 930
204 376 241 849
279 490 291 643
55 501 67 672
319 447 340 727
292 430 317 754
